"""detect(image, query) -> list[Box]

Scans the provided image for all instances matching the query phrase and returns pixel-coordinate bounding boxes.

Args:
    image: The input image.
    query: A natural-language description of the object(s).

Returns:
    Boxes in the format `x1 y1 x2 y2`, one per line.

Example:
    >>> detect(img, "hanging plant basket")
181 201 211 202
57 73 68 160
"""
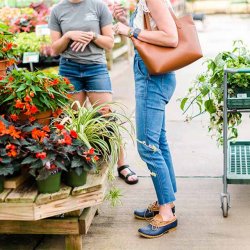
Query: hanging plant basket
65 170 87 188
0 59 8 77
36 171 62 194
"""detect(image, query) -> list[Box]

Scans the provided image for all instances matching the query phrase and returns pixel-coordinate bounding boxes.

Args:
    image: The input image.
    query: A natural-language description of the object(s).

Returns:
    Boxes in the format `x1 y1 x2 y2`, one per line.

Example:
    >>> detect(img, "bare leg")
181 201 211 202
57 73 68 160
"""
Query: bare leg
70 92 87 107
87 92 138 182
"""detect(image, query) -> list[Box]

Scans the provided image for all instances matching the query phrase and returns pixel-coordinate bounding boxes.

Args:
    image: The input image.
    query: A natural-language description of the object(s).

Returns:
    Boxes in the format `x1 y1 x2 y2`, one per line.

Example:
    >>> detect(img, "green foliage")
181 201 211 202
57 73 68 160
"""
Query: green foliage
0 22 19 61
0 69 73 117
180 41 250 144
105 186 123 207
14 32 50 55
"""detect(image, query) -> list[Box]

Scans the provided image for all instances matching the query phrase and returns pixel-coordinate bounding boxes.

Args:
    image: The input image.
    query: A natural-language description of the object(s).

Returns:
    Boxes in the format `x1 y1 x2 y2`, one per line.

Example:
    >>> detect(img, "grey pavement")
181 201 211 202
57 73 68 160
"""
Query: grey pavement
1 14 250 250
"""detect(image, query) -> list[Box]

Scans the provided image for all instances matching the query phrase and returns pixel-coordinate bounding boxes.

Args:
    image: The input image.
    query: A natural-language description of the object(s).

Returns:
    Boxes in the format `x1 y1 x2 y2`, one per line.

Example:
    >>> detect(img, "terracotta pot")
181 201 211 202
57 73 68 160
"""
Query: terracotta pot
19 110 52 125
0 59 8 77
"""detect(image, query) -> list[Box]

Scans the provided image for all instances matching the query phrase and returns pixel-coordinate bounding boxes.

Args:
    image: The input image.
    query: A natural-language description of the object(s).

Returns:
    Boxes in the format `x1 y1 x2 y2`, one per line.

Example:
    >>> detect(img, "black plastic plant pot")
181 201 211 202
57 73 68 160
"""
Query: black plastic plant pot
0 176 4 194
65 170 87 187
36 171 62 194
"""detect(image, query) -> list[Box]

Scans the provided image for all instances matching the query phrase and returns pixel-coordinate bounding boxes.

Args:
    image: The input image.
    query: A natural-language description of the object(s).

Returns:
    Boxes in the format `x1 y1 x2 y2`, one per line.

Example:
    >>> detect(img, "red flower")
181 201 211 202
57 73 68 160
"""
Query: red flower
85 156 91 161
36 152 47 160
30 91 35 97
70 130 78 138
10 114 19 121
63 77 70 85
24 95 32 102
15 99 25 109
0 76 4 81
9 76 14 82
51 79 59 85
50 164 57 170
56 124 64 130
30 105 39 114
88 148 95 155
64 135 72 145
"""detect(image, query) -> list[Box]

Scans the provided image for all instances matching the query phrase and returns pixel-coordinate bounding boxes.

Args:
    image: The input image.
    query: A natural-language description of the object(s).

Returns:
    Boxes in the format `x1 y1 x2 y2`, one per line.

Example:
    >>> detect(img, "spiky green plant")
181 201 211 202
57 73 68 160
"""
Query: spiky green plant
58 101 134 180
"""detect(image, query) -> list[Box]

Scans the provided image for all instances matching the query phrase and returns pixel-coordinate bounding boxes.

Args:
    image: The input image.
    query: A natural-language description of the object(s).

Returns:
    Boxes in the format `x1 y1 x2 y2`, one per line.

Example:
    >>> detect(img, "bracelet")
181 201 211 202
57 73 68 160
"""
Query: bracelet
128 27 134 38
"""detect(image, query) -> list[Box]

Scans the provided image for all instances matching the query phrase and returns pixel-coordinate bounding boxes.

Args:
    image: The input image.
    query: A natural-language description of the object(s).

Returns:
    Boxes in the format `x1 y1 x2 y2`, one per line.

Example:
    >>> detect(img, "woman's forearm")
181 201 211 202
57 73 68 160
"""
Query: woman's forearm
136 29 178 48
93 35 114 50
51 33 71 55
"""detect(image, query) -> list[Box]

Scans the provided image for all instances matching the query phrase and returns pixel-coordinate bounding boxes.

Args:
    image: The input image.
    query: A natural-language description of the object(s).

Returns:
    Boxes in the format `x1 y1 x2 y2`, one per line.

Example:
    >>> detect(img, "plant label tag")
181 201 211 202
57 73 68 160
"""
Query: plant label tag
36 24 50 36
23 52 40 64
237 93 247 99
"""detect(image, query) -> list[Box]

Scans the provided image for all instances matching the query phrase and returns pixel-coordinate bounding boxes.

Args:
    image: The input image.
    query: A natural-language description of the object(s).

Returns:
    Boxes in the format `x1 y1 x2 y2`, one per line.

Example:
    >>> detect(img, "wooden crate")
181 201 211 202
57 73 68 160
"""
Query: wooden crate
0 166 108 221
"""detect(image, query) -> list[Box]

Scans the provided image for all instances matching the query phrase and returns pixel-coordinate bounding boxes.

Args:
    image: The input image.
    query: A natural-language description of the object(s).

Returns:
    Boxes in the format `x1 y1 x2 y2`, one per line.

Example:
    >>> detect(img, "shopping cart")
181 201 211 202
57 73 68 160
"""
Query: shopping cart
221 68 250 217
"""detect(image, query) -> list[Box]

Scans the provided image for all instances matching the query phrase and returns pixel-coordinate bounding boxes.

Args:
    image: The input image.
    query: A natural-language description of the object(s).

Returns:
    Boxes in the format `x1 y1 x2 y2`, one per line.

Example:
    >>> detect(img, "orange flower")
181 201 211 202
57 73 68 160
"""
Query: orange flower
30 91 35 97
7 150 17 157
85 156 91 161
94 155 99 161
31 128 48 142
42 126 50 132
6 59 16 67
24 95 32 102
15 99 25 109
10 114 19 121
29 116 36 122
0 121 6 135
6 125 21 139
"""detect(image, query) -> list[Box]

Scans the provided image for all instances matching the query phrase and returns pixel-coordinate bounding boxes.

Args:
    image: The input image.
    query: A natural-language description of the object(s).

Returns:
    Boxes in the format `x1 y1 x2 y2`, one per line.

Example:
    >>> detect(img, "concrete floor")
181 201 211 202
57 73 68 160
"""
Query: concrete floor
1 14 250 250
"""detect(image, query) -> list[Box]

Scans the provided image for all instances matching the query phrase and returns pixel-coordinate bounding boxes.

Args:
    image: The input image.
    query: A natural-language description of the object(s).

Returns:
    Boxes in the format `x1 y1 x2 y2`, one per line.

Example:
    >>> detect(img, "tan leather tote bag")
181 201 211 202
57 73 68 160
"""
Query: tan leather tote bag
131 9 203 75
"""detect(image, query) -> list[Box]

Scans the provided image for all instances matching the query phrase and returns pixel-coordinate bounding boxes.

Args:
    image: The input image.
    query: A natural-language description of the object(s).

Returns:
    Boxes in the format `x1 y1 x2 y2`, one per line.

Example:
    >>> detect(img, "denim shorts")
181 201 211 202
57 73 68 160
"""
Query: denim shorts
59 57 112 93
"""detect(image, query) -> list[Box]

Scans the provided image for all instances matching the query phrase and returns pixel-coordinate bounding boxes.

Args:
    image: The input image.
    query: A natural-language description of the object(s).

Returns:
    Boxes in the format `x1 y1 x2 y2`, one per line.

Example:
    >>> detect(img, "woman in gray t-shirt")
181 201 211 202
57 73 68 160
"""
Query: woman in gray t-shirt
49 0 138 184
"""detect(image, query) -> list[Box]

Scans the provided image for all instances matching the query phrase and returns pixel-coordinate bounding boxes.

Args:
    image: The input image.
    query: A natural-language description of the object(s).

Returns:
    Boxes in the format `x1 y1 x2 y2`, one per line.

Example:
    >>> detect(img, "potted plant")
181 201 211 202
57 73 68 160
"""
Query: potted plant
59 101 134 180
0 22 19 76
180 41 250 144
0 116 28 193
52 123 100 187
0 69 73 124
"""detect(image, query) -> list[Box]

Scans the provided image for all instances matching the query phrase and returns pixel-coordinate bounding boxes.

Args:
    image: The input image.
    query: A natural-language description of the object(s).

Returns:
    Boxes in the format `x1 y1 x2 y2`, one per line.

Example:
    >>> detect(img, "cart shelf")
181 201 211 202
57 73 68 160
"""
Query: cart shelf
227 141 250 184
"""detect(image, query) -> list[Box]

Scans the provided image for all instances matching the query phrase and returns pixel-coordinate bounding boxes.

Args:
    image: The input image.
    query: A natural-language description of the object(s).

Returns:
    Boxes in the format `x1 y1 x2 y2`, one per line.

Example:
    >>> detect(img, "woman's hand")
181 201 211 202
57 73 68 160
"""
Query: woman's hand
70 32 94 52
113 22 130 36
66 31 93 44
113 3 128 25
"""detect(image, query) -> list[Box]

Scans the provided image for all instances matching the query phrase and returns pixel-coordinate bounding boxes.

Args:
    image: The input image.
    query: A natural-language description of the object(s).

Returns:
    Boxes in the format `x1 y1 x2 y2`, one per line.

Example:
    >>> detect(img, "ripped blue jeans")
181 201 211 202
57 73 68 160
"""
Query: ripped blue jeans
134 52 177 205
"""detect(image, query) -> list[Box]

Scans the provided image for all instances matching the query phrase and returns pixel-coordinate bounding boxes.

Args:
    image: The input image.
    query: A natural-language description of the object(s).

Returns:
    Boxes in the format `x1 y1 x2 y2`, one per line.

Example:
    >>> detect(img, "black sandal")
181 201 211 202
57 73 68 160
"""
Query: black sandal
117 165 138 185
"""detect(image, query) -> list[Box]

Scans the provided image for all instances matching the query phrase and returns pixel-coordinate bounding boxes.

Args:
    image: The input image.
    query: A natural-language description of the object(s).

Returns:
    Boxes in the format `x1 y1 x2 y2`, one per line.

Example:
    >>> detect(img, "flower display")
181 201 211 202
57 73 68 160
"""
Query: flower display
0 69 73 120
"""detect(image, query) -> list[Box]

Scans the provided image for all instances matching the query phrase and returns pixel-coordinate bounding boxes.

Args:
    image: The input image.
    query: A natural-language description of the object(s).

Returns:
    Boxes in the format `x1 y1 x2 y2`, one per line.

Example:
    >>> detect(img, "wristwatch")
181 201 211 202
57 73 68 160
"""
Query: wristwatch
92 32 99 41
133 28 141 39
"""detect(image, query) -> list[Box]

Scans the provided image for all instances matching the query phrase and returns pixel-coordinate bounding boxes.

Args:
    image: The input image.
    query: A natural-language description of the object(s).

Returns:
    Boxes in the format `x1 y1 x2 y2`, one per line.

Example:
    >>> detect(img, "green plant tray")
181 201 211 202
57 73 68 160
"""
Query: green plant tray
227 89 250 110
227 141 250 184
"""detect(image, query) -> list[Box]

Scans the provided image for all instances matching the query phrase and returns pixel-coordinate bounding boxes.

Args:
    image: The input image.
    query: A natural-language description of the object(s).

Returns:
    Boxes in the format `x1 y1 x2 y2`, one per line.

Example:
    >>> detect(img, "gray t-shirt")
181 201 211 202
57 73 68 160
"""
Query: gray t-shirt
49 0 112 64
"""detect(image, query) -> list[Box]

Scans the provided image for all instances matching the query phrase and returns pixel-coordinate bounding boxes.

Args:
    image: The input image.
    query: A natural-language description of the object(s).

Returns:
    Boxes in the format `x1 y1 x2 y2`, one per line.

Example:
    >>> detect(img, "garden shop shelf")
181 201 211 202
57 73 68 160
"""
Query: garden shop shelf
227 141 250 184
221 68 250 218
0 166 108 221
227 88 250 110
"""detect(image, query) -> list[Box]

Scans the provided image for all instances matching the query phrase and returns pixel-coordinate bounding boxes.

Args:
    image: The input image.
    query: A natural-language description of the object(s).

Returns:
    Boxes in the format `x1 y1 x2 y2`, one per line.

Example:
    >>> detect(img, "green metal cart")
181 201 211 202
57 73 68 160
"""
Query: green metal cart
221 68 250 217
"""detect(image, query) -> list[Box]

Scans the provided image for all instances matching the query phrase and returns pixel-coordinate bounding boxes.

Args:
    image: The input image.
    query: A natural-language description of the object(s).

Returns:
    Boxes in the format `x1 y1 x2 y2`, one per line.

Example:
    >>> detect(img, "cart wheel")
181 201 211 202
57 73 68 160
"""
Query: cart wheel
221 196 229 217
